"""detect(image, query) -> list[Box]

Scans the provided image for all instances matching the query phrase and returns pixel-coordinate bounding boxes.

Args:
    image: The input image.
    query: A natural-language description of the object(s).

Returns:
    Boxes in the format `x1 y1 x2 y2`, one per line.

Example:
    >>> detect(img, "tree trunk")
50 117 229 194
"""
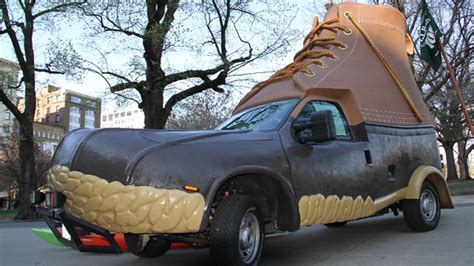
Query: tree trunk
15 62 36 219
457 140 467 180
142 89 168 129
15 117 36 219
443 143 458 181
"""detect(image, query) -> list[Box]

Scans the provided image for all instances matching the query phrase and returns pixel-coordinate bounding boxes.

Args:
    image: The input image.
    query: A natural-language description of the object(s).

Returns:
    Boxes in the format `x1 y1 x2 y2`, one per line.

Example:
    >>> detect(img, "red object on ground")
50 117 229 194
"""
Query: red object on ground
78 233 191 251
79 233 128 250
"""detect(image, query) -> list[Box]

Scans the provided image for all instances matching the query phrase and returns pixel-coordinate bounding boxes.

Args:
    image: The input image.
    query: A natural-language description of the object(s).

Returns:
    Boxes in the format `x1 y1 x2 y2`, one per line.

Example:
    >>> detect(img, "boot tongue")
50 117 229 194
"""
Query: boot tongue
323 4 338 21
316 5 339 39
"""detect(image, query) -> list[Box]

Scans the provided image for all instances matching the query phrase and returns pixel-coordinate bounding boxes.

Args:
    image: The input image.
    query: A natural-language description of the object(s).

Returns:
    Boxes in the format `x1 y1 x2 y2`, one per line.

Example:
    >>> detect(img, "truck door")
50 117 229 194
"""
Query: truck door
281 100 386 200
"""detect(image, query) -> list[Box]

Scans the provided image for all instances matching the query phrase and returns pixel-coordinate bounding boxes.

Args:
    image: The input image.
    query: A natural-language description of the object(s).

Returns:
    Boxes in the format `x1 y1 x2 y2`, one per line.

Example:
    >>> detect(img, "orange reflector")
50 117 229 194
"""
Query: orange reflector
183 185 199 192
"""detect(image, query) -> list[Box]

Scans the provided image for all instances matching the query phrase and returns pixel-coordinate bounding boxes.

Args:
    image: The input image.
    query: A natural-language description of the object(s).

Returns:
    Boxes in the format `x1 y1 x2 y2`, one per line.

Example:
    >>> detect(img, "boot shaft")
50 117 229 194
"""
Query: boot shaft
236 3 433 127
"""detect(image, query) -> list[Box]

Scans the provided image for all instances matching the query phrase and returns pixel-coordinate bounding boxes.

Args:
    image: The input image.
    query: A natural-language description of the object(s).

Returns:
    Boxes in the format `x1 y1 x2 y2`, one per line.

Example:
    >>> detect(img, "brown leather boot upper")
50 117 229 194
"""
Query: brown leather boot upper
235 3 433 127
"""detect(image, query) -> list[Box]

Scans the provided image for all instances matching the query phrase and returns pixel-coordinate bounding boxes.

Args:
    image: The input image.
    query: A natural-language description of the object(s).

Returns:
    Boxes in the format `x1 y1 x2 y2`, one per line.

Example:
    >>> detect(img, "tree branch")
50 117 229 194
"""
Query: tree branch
0 0 27 68
84 12 144 39
110 81 145 93
33 1 86 19
0 89 23 122
163 64 227 85
34 67 65 75
164 66 231 115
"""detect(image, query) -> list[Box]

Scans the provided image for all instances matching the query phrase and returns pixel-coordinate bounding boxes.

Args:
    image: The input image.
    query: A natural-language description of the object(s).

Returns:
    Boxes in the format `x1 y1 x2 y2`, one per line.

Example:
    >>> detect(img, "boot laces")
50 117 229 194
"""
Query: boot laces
256 17 350 89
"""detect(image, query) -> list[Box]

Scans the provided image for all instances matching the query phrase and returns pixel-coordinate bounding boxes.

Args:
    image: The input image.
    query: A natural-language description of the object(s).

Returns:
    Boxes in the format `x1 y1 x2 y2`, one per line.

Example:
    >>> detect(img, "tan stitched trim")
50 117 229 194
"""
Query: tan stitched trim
299 194 375 226
47 166 205 234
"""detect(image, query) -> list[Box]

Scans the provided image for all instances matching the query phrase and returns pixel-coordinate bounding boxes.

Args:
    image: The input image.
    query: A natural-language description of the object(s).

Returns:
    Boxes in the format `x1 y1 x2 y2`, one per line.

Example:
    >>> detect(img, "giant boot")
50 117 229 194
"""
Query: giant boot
235 2 433 127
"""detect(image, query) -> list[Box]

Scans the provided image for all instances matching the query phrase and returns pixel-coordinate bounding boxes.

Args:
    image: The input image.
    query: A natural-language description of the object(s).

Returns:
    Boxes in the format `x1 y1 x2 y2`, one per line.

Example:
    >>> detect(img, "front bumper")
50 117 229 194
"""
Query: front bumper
38 207 123 253
47 166 205 234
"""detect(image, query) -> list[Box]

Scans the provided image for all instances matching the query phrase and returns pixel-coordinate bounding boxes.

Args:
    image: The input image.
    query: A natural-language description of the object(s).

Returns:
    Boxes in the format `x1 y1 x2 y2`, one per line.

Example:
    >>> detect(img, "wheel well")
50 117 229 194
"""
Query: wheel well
213 174 298 232
425 174 453 208
406 166 454 208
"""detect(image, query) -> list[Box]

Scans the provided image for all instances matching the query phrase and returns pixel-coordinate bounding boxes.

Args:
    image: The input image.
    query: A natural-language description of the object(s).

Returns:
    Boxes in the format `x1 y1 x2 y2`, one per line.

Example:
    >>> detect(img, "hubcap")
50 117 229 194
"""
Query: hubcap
420 189 437 222
239 209 260 263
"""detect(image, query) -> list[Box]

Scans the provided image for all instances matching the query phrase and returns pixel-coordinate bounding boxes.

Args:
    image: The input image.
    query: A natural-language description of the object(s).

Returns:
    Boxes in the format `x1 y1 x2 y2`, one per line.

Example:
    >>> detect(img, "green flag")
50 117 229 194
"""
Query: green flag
419 0 443 71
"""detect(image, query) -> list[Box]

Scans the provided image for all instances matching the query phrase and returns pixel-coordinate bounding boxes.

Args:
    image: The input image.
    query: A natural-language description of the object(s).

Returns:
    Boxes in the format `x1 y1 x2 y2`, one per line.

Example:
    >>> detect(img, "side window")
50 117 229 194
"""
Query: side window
295 101 352 140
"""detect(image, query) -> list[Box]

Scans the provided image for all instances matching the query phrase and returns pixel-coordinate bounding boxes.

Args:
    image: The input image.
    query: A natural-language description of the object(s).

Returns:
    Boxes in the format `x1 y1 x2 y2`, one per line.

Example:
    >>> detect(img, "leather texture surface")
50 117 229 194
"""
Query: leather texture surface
235 3 433 127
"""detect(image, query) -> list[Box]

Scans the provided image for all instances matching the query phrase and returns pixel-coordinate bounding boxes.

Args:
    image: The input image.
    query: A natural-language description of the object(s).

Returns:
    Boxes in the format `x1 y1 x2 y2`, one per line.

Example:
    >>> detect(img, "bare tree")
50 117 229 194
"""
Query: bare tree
376 0 473 180
167 90 233 130
0 0 85 218
77 0 297 129
0 135 52 210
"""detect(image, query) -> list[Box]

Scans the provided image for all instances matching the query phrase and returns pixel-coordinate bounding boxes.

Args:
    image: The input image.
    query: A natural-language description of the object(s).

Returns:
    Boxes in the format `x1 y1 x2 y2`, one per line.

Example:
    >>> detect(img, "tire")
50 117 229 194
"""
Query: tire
209 195 265 266
124 234 171 258
402 181 441 232
324 221 348 228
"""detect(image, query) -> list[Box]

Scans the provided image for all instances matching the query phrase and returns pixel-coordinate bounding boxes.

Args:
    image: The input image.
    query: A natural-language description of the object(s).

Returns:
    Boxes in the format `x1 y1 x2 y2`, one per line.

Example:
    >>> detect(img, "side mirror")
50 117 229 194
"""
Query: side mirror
294 110 336 144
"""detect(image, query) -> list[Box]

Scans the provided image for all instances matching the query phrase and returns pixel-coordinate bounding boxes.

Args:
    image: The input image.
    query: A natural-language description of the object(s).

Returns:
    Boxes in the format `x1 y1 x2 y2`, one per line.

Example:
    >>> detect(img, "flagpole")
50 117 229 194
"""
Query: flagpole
437 42 474 137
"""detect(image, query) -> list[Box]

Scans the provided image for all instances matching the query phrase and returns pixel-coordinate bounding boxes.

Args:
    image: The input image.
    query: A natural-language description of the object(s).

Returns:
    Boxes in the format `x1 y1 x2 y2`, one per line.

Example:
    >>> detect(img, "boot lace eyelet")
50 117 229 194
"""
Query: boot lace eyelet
344 12 352 18
343 29 352 35
339 44 348 50
318 64 328 69
329 56 339 61
304 71 315 77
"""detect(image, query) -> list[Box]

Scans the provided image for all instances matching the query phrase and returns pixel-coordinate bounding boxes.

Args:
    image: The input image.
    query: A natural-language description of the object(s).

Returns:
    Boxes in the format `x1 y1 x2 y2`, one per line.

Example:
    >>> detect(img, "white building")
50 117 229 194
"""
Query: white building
101 106 178 129
101 106 145 129
0 58 20 143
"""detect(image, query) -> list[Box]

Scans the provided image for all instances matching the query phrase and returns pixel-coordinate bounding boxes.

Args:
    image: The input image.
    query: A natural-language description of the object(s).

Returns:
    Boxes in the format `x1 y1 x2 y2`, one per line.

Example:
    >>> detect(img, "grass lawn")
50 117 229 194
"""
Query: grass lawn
447 179 474 195
0 209 19 219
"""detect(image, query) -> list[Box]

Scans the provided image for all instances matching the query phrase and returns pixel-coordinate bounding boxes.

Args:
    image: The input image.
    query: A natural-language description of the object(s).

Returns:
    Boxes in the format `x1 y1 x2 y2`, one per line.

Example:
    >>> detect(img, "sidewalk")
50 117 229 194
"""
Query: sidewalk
452 194 474 207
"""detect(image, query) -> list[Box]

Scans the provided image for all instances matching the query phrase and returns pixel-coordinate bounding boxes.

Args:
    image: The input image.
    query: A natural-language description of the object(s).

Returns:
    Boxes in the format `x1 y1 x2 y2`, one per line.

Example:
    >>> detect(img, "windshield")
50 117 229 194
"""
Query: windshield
218 99 299 131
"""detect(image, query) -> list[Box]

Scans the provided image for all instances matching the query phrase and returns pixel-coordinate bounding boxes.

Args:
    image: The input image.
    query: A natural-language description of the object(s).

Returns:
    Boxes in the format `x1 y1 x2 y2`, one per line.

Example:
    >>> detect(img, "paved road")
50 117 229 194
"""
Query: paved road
1 197 473 266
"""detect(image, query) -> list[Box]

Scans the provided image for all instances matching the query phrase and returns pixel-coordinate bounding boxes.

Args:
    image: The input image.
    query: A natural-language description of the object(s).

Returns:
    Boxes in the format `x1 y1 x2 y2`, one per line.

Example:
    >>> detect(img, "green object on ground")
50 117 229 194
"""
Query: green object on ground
0 209 19 218
32 228 65 247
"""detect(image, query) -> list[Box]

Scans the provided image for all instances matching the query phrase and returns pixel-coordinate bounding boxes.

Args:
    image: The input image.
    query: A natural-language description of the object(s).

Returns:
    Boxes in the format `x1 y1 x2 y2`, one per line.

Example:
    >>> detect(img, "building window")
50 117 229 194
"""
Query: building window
102 115 107 122
86 100 96 108
69 106 81 130
4 112 11 120
46 107 50 113
85 110 95 128
2 126 10 134
70 95 82 104
46 116 50 123
56 95 61 102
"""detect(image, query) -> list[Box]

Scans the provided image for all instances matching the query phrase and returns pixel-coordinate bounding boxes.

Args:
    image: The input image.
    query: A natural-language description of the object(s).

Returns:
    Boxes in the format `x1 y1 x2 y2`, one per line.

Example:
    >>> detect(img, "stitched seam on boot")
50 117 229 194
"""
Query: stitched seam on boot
339 3 406 21
358 19 404 37
362 108 433 121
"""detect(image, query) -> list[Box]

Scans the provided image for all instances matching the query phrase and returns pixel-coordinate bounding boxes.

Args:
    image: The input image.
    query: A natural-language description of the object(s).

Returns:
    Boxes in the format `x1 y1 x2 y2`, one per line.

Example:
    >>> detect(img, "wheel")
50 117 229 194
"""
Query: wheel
124 234 171 258
324 221 348 228
402 181 441 232
209 195 265 266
